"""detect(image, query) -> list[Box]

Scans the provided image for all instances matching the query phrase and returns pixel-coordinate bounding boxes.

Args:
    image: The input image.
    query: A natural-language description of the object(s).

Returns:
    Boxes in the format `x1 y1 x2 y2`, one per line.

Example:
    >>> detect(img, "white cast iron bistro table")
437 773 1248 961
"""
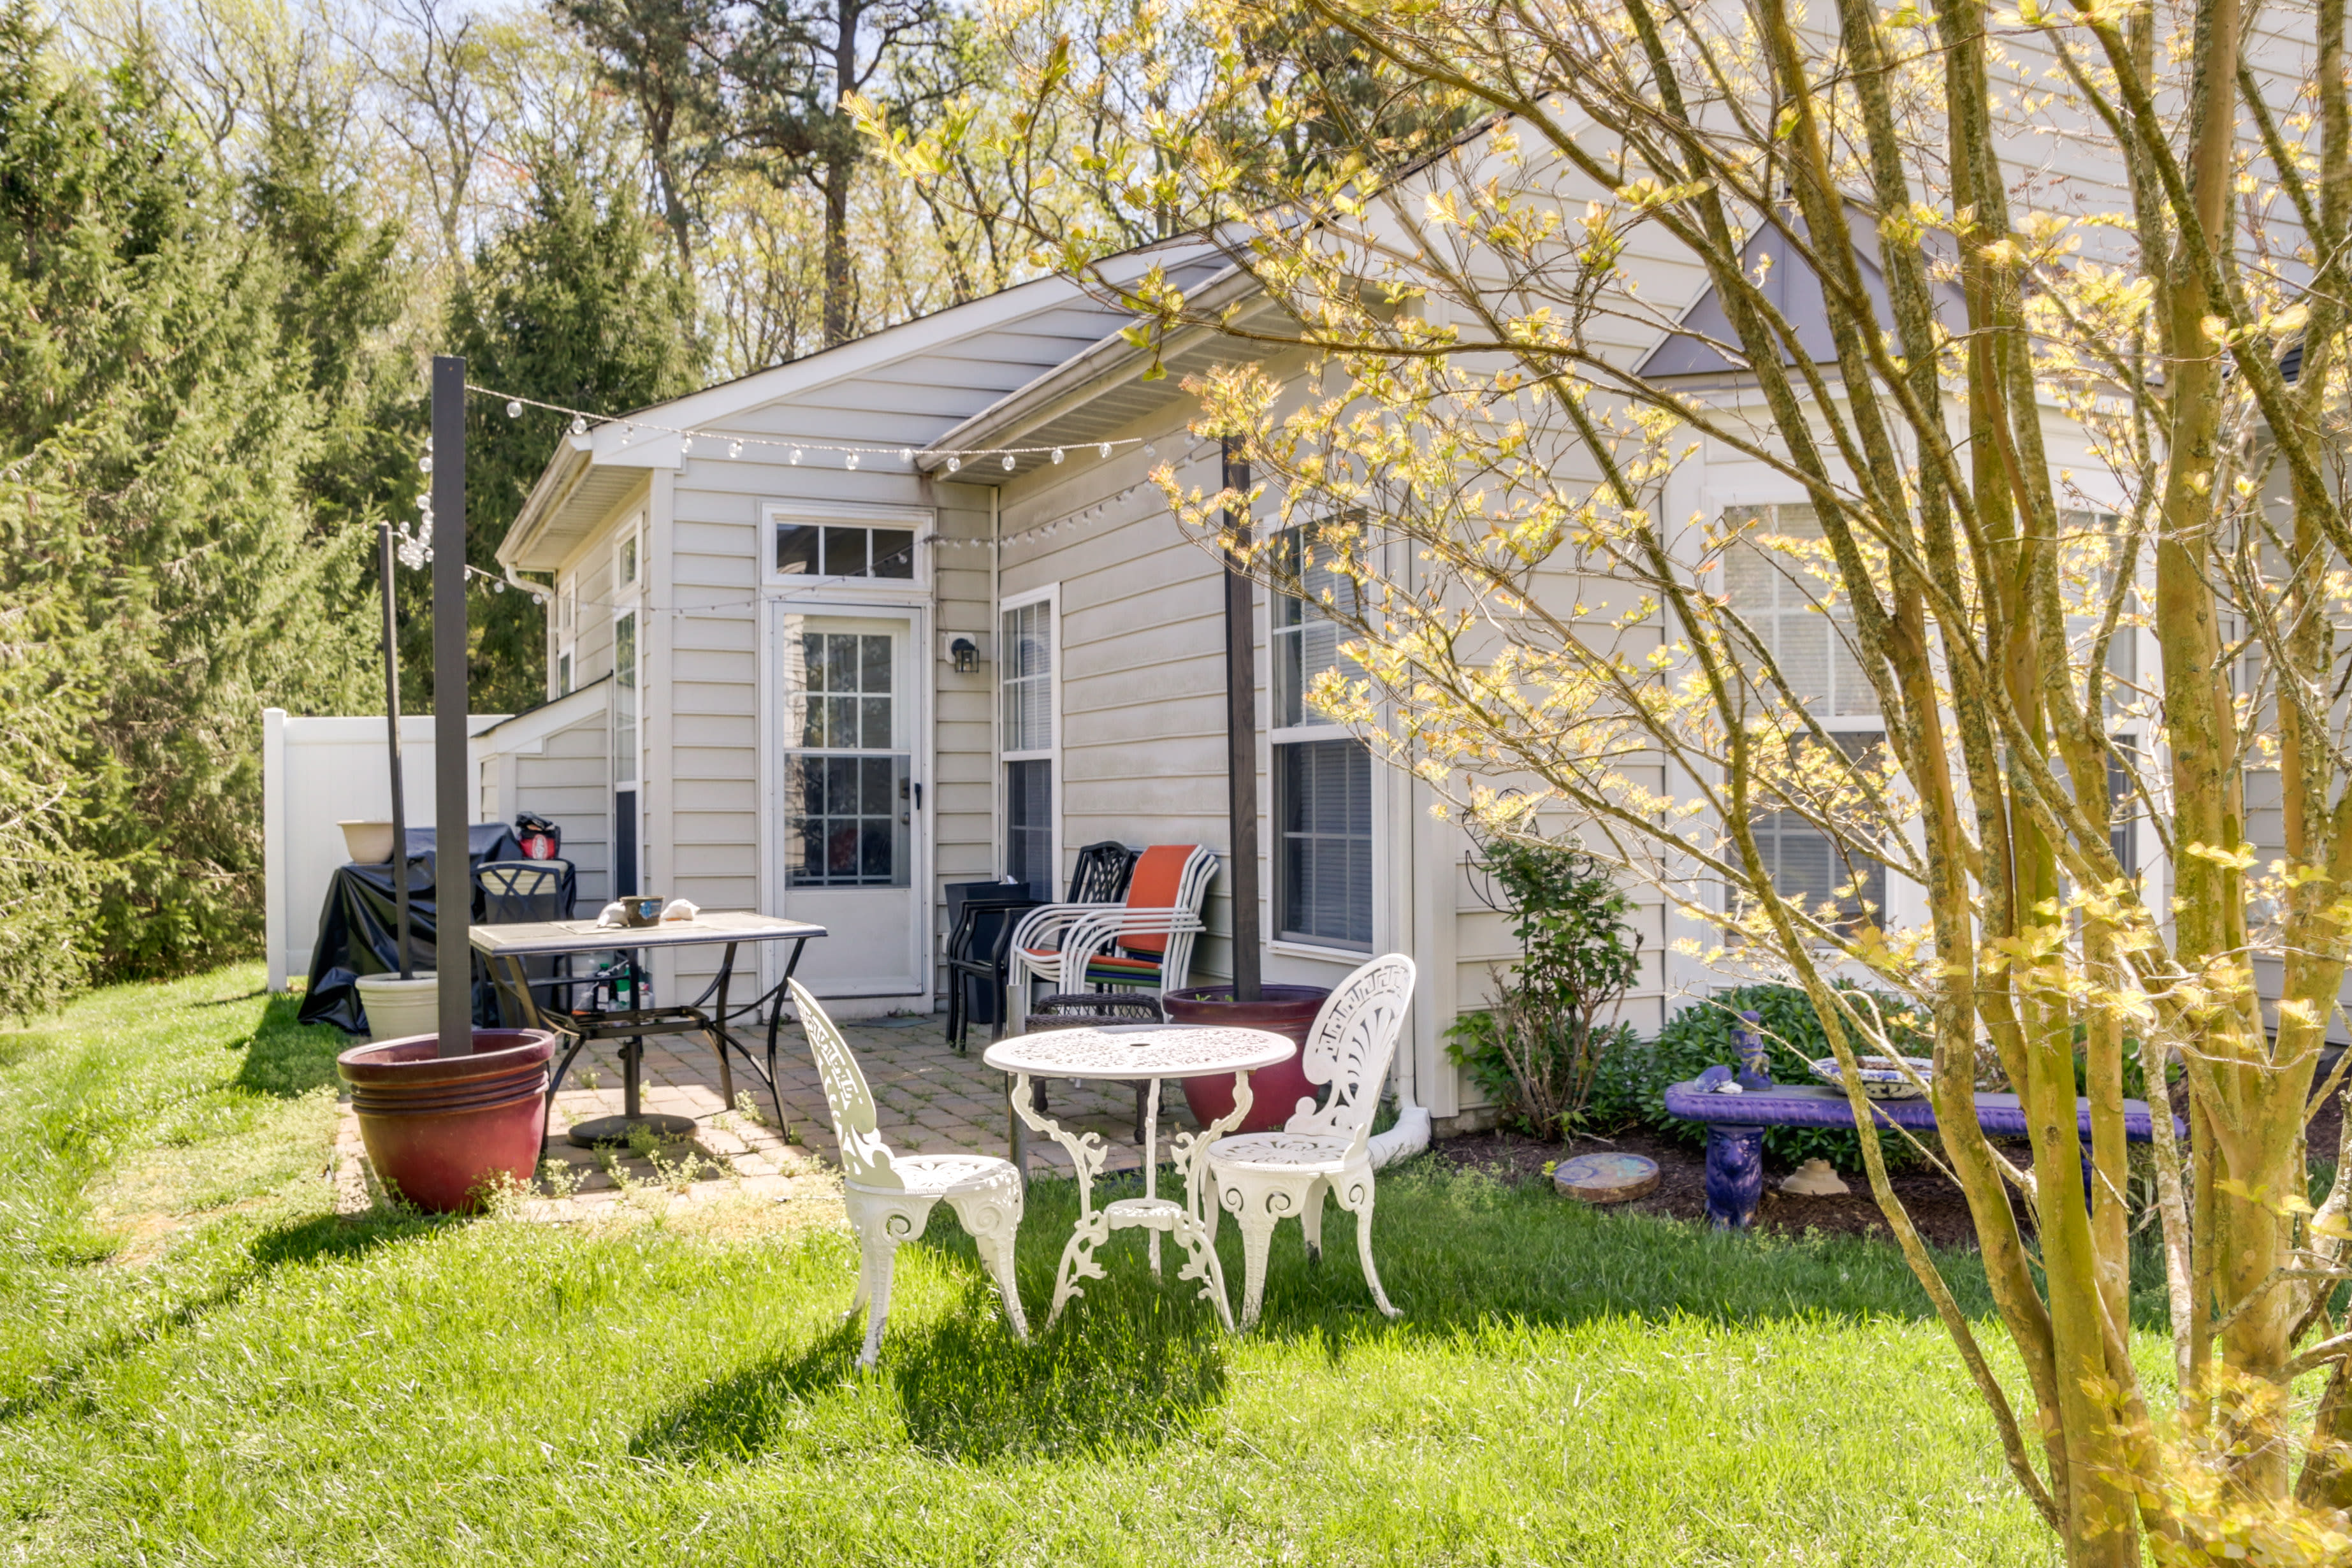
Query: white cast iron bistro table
980 1024 1294 1330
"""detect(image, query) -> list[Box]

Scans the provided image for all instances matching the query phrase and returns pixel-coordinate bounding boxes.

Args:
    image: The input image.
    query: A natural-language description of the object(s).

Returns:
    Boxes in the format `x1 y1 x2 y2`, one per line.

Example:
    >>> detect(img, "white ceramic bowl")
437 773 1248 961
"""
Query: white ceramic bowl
1808 1054 1933 1101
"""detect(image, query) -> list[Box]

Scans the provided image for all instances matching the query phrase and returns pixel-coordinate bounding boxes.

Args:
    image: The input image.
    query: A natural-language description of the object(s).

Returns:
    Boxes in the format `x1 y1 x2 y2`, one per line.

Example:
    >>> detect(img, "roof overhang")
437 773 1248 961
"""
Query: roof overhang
495 237 1229 570
918 265 1281 478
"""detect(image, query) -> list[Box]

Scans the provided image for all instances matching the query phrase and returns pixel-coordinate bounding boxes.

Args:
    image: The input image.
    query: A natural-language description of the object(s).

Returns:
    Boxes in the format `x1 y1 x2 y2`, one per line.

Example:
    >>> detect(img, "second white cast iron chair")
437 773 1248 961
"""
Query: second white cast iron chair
1204 953 1416 1330
788 980 1029 1366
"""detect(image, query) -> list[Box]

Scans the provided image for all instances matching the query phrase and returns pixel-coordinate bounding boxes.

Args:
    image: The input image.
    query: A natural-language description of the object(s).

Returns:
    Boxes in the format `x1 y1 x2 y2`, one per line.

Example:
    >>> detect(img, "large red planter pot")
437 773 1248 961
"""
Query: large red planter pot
1163 985 1330 1133
337 1029 558 1214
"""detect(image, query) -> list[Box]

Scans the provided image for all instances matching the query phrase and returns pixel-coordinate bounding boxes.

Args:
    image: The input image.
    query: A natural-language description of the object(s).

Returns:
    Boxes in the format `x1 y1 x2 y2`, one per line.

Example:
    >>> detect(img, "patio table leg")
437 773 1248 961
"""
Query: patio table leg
708 941 737 1108
1704 1124 1765 1229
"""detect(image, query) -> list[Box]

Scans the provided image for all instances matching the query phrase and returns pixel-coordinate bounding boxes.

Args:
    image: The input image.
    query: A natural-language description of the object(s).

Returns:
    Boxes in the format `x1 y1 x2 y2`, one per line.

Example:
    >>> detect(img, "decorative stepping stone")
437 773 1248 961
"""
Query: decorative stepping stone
1553 1151 1660 1205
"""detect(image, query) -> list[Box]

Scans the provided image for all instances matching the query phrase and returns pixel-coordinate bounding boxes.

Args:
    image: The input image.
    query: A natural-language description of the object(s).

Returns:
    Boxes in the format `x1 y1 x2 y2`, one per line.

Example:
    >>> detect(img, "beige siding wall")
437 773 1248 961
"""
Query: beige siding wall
534 289 1126 1003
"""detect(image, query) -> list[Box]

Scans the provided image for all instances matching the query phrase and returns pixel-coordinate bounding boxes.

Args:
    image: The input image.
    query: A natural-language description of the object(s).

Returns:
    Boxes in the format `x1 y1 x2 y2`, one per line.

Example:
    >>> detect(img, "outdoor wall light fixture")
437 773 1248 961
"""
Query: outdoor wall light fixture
949 636 980 674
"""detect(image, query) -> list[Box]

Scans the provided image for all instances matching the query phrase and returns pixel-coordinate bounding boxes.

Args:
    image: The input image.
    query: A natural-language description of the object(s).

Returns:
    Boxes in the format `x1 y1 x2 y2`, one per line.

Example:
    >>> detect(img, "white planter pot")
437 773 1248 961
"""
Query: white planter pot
355 973 440 1042
338 820 395 864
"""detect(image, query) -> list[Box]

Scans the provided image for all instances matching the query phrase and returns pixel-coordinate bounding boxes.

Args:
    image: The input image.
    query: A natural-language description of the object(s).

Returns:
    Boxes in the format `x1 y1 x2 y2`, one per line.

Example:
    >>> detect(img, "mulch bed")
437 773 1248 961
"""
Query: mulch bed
1433 1124 1998 1247
1434 1061 2352 1251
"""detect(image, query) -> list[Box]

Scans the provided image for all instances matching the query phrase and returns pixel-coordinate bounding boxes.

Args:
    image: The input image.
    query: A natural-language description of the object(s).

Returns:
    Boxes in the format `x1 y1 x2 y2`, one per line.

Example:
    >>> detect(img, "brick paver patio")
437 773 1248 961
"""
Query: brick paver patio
334 1010 1196 1217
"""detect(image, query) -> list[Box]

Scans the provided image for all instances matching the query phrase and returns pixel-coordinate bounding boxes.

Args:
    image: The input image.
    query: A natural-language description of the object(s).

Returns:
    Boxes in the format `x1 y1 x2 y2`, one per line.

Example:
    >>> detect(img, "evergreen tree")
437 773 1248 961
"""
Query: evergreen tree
450 148 701 715
0 6 375 980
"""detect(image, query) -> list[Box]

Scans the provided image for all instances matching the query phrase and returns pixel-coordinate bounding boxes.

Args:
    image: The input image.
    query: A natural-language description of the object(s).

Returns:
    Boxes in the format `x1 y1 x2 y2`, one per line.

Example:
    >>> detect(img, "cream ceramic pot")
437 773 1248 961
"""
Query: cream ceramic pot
355 973 440 1042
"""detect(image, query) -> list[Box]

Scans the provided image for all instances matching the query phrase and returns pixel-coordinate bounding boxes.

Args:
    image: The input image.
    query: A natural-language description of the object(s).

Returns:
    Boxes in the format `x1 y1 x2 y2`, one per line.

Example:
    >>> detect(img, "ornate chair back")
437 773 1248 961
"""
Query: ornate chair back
1065 841 1135 903
788 980 902 1191
1285 954 1418 1158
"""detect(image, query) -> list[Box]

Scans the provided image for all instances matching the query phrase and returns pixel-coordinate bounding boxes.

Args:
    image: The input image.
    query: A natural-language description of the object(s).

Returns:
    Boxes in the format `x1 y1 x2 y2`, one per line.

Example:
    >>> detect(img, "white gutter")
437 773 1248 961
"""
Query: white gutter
1367 518 1431 1170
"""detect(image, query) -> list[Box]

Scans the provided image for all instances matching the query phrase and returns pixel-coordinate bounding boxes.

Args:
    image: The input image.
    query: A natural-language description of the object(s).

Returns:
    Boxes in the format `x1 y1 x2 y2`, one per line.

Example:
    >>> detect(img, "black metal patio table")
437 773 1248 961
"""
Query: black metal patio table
468 911 826 1148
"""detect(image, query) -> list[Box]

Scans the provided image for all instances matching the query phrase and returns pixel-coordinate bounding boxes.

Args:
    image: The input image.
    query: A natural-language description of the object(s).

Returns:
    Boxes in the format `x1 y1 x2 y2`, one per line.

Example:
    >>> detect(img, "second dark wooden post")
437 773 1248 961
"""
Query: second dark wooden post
432 354 471 1055
1221 440 1261 1001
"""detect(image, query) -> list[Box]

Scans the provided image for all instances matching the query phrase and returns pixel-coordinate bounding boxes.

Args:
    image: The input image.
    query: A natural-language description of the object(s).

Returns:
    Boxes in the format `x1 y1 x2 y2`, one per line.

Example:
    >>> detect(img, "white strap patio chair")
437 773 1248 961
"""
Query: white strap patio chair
1005 845 1217 1024
1203 953 1416 1330
788 980 1029 1366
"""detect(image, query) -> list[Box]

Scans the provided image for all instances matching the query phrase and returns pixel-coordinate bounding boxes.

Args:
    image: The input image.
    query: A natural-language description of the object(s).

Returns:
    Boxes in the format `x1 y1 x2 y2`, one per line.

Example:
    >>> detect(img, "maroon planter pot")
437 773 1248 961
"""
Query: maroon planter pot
337 1029 558 1214
1163 984 1330 1133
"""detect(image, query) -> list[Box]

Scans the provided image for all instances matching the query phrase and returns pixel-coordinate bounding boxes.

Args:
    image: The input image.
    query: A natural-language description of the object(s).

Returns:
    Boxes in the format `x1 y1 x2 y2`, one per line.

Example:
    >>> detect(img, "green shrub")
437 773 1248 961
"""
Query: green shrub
1595 984 1934 1172
1444 840 1642 1138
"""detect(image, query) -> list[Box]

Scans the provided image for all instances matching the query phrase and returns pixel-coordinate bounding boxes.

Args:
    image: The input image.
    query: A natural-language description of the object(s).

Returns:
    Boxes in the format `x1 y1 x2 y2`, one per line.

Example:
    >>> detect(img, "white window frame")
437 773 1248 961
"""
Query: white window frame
613 511 644 602
999 583 1061 892
762 499 933 595
612 603 642 789
554 579 577 697
1710 492 1901 937
1267 527 1375 957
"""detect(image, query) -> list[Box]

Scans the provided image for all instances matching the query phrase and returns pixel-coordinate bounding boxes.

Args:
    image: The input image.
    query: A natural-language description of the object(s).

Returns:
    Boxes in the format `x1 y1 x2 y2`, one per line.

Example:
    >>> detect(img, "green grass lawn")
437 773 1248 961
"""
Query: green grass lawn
0 964 2082 1565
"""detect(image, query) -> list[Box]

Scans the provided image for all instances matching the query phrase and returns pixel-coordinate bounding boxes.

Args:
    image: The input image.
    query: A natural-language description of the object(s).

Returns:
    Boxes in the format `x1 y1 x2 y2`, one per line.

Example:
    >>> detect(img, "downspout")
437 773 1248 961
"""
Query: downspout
990 487 1002 875
1367 521 1430 1168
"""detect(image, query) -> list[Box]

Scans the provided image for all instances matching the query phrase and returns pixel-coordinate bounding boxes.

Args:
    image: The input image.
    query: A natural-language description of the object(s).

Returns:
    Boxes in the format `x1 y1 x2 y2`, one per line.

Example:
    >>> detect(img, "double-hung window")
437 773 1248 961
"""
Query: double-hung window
1271 527 1373 951
1001 592 1056 898
1721 504 1885 933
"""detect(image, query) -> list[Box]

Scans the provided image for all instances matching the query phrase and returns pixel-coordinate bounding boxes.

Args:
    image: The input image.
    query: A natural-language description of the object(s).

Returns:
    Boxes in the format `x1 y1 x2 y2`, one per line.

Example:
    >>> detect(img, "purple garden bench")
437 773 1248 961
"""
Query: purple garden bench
1660 1017 2181 1228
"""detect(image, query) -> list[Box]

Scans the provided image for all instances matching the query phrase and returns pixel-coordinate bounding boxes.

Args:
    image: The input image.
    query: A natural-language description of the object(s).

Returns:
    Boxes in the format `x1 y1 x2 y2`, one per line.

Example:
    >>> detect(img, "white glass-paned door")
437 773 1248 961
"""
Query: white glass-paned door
775 609 925 997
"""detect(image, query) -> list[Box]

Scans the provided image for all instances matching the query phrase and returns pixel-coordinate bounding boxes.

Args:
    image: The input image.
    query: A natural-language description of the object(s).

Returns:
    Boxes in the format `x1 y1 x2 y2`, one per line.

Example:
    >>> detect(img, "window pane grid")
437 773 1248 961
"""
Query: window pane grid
785 627 908 888
1723 504 1878 718
1006 759 1052 896
775 523 917 581
1002 599 1052 753
1274 527 1365 729
613 611 637 785
1277 738 1372 949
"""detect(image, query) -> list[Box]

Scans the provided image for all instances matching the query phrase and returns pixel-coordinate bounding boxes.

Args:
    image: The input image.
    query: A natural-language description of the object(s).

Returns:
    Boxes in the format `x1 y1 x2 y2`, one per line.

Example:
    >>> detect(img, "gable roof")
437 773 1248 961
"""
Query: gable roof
1636 207 1967 380
495 235 1226 569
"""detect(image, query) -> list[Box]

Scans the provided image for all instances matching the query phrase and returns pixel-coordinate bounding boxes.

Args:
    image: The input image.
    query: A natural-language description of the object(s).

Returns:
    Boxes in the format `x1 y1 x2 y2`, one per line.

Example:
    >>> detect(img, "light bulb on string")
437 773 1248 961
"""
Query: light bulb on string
418 454 433 474
1001 454 1016 471
570 416 586 435
681 436 693 454
1052 448 1065 465
899 449 913 463
505 400 522 419
729 441 743 460
947 456 961 473
846 453 860 470
791 449 803 465
1098 442 1112 459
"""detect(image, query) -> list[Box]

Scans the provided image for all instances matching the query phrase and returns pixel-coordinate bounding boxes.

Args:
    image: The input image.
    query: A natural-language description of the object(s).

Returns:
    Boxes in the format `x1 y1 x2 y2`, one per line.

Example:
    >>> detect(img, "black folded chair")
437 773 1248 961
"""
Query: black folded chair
944 890 1042 1052
477 860 581 1024
943 841 1139 1051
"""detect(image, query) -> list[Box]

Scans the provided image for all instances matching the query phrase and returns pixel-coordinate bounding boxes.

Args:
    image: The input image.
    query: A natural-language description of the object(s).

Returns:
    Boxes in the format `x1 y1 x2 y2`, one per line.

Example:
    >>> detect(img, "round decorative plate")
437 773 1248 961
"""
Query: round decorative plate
1553 1152 1660 1205
1807 1054 1933 1101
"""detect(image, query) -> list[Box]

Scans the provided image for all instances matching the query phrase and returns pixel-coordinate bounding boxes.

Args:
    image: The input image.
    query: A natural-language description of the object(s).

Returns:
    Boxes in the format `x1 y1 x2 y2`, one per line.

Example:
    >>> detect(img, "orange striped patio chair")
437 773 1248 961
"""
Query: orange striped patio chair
1005 845 1218 1020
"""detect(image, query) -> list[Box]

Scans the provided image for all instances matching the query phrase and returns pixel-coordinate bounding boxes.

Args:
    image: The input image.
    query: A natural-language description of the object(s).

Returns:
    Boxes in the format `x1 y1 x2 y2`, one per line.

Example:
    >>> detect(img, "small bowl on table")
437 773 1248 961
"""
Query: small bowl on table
1808 1054 1933 1101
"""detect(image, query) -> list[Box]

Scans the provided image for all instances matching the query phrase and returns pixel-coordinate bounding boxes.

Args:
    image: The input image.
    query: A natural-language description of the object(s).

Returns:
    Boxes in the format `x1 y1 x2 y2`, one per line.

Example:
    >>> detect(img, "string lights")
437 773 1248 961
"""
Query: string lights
391 387 1193 603
475 383 1159 470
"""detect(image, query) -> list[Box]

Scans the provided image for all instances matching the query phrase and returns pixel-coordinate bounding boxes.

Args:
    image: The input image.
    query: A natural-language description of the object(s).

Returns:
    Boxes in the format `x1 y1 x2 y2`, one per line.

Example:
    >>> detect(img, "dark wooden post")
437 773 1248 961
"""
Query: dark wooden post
1221 439 1262 1001
432 355 470 1054
379 521 412 980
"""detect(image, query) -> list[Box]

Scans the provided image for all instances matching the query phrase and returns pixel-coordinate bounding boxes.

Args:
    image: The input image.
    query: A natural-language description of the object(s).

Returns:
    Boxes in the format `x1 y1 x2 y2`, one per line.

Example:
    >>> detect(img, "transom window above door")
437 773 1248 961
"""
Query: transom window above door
776 522 915 581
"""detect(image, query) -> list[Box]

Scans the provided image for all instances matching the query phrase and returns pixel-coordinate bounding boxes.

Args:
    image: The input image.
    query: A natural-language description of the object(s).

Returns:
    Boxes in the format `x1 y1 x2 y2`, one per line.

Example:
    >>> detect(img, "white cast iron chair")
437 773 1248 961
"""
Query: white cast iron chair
1204 953 1416 1330
788 980 1029 1366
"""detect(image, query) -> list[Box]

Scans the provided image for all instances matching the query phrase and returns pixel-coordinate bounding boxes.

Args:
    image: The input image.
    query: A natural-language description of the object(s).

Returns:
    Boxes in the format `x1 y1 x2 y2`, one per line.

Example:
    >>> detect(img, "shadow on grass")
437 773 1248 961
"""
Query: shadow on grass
632 1229 1228 1466
1 1206 444 1423
231 992 352 1100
